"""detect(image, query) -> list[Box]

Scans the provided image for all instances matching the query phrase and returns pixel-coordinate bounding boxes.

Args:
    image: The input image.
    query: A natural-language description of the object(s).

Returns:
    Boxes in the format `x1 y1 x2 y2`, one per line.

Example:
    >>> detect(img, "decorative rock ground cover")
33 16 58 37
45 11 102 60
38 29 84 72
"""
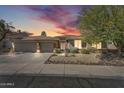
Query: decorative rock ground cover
45 53 124 66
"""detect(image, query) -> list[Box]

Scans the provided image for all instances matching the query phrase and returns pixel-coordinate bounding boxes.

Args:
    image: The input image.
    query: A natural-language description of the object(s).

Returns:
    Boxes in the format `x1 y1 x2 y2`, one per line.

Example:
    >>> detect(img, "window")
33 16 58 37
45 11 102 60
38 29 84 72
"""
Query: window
60 42 65 49
74 40 82 49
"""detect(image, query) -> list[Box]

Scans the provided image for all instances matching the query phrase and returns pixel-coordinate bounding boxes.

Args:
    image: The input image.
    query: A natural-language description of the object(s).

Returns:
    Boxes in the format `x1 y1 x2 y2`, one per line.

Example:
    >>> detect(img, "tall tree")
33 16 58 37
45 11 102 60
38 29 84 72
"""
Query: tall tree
79 6 124 55
41 31 47 37
0 19 14 41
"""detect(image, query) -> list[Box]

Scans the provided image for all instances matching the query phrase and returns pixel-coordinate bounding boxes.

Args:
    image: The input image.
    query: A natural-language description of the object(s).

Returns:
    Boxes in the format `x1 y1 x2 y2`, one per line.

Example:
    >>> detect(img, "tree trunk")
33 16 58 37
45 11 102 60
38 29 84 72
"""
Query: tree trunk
118 47 122 57
0 32 6 41
0 30 8 42
101 41 108 54
113 41 124 57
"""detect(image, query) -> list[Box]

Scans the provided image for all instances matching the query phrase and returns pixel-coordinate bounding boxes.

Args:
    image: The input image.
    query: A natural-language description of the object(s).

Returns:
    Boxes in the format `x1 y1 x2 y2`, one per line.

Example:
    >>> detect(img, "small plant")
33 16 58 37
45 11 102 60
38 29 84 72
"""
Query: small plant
2 48 10 52
52 53 57 56
70 48 79 53
71 54 76 57
81 49 90 54
53 48 61 54
89 47 97 53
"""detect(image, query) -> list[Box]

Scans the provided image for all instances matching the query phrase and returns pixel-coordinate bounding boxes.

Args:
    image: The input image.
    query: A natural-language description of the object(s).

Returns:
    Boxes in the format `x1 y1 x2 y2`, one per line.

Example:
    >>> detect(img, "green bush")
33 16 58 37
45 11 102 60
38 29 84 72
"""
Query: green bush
52 53 57 56
89 47 97 53
70 48 79 53
81 49 90 54
65 48 70 53
2 48 10 52
53 48 61 53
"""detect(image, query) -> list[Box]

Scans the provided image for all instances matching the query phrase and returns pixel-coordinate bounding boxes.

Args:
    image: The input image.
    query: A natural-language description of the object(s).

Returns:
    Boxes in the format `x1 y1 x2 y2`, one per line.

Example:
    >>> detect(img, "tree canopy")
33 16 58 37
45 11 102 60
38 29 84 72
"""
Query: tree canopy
0 19 14 41
79 6 124 54
41 31 47 37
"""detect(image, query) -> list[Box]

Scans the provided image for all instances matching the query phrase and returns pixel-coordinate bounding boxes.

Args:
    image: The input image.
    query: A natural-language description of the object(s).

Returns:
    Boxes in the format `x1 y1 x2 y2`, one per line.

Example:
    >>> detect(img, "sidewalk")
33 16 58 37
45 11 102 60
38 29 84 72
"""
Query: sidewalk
14 64 124 80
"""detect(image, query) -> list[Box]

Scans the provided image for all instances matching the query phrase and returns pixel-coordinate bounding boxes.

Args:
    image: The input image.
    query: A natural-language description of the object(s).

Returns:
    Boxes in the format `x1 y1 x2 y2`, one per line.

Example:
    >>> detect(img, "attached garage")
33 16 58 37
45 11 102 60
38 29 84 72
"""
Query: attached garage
14 40 37 52
40 42 54 53
14 36 60 53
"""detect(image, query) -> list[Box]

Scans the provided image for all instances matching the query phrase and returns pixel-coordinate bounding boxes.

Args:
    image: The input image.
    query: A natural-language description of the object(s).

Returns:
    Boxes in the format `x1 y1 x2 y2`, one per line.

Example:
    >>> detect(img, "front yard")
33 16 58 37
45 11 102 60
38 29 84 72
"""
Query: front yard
45 53 124 66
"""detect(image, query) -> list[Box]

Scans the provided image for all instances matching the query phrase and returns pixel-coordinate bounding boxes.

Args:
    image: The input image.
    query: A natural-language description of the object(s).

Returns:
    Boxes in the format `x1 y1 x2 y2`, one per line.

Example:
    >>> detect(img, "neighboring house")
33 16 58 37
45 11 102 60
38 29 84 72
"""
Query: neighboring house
0 31 32 53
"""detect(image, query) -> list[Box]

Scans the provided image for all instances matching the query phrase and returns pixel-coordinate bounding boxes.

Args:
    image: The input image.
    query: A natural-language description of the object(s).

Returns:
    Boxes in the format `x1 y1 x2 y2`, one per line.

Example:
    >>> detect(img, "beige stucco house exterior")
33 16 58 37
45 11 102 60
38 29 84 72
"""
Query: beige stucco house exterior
0 33 117 53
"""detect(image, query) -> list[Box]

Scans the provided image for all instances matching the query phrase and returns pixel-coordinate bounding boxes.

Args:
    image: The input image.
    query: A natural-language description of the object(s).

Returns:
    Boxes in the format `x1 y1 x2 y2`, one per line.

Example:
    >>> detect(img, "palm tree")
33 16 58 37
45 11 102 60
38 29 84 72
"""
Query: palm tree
0 19 14 41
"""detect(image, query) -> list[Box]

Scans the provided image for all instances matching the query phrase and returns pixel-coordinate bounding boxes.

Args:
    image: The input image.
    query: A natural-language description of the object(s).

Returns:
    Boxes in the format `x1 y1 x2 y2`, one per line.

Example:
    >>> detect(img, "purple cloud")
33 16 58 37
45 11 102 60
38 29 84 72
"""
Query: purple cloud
23 5 89 36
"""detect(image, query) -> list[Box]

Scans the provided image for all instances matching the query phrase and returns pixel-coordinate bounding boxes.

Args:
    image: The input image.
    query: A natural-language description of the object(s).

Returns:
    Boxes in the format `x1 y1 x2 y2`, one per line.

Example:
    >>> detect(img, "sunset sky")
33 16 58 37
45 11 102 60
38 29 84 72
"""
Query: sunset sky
0 5 91 37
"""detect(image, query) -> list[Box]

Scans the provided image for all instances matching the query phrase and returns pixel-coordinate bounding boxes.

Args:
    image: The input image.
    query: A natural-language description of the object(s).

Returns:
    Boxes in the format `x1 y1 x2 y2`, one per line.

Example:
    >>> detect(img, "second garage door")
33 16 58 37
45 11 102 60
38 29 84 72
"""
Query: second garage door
40 42 54 52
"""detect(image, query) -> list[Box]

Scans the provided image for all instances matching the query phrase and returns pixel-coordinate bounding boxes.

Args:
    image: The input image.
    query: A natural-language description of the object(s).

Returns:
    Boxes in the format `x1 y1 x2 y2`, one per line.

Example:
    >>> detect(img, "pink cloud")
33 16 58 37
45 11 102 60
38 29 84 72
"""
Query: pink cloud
24 5 81 36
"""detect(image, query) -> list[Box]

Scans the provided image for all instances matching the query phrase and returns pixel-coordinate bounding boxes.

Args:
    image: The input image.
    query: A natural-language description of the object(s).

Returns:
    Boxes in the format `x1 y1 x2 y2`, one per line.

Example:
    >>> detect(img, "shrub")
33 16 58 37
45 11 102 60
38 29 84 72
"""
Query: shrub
81 49 90 54
2 48 10 52
53 48 61 53
89 47 97 53
65 48 70 53
52 53 57 56
70 48 79 53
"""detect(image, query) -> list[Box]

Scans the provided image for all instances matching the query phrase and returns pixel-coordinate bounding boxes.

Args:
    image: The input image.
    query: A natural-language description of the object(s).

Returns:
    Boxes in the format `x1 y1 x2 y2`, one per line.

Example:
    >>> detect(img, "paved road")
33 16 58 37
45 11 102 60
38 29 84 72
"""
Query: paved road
0 75 124 88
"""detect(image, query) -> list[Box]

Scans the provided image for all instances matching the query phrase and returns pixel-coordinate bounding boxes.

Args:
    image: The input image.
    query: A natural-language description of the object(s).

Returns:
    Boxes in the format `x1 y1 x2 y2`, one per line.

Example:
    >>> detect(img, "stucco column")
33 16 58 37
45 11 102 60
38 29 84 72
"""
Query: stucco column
36 42 40 53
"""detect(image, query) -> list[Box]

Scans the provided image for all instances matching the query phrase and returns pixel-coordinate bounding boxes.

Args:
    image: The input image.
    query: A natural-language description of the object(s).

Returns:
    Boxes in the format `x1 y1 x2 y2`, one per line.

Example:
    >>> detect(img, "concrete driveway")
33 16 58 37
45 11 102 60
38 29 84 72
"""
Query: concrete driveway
0 53 52 75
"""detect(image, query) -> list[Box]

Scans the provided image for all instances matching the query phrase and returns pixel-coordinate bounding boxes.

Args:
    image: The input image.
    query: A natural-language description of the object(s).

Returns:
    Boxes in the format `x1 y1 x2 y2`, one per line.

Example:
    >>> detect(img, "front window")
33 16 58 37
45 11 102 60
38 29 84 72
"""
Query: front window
74 40 82 49
60 42 65 50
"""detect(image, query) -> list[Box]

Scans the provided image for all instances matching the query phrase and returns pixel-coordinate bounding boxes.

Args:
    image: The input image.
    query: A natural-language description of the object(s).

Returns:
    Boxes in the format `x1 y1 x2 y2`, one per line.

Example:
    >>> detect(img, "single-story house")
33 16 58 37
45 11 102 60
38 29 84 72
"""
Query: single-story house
0 34 117 53
14 35 117 53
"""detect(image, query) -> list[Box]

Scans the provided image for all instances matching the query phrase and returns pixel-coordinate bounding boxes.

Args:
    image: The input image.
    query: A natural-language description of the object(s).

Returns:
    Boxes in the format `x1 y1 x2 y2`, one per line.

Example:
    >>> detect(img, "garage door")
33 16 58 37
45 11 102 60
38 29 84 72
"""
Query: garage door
14 41 37 52
40 43 54 52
